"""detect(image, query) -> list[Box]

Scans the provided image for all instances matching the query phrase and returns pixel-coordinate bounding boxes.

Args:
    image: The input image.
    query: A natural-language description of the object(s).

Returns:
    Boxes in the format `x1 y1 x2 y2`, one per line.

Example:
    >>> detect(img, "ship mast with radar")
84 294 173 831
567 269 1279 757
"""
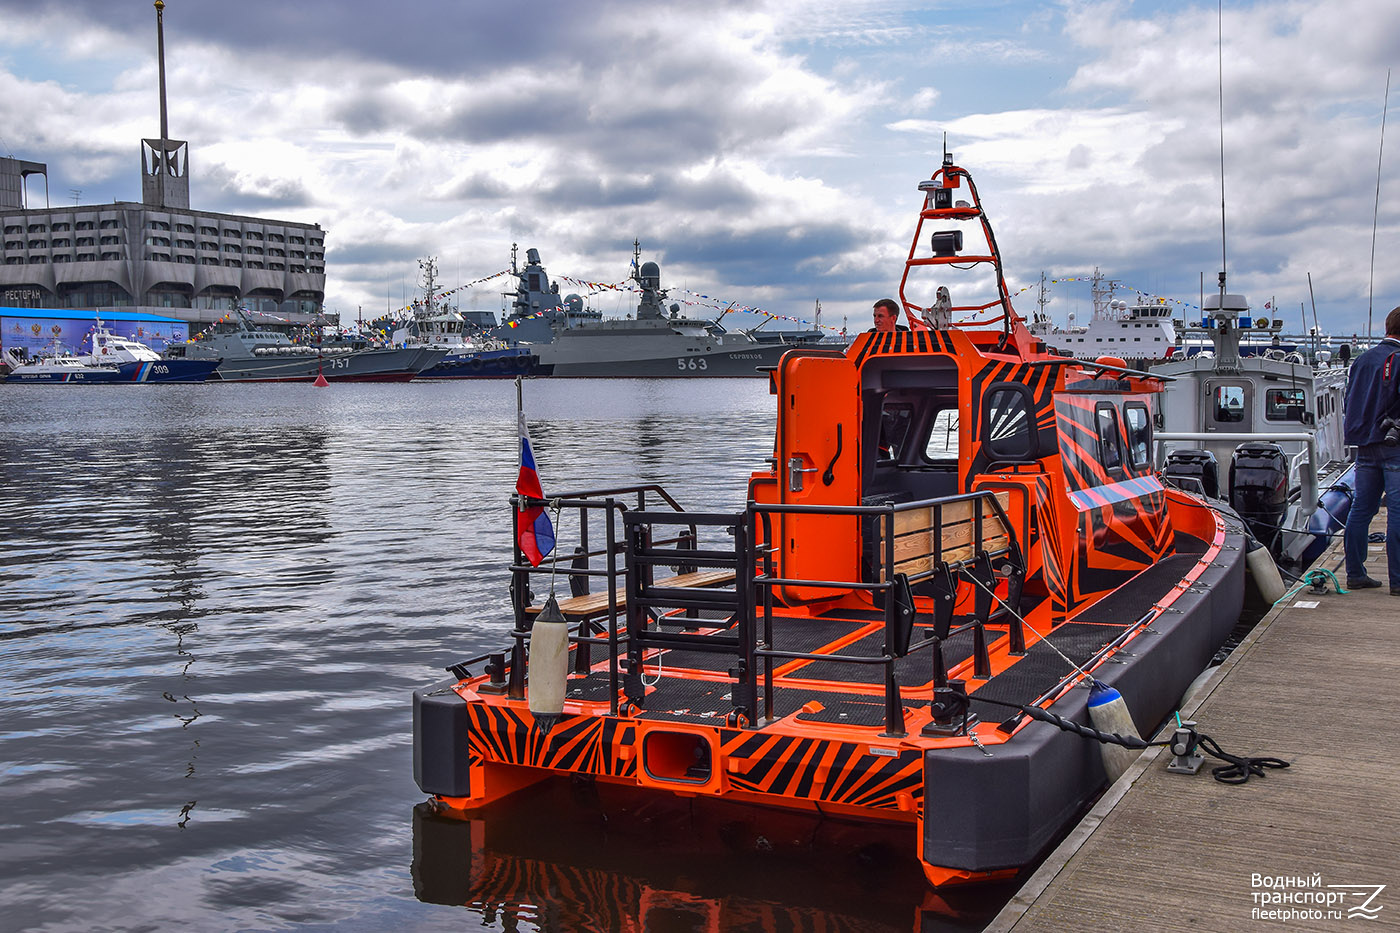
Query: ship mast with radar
897 141 1026 350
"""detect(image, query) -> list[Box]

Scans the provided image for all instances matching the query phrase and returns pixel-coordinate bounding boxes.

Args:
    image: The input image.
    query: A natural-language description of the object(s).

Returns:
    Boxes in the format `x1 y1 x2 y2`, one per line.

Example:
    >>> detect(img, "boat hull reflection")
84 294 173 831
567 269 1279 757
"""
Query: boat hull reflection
411 781 1015 932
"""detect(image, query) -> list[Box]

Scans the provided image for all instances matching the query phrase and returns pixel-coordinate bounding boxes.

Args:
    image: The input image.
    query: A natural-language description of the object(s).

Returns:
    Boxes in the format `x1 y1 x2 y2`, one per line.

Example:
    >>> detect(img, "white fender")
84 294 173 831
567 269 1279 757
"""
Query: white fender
1087 681 1142 782
527 595 569 736
1246 543 1287 605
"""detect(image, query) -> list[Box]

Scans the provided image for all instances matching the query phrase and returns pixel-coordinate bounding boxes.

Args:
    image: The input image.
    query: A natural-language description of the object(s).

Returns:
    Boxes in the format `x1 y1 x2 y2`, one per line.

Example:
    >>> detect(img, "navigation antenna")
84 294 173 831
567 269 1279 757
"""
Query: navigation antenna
1035 271 1051 326
1368 69 1391 339
1215 0 1229 304
417 256 439 319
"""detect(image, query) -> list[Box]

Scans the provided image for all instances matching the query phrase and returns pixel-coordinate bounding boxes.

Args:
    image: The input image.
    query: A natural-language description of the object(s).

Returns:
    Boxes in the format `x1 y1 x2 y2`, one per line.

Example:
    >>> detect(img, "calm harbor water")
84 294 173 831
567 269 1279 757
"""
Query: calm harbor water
0 380 1015 932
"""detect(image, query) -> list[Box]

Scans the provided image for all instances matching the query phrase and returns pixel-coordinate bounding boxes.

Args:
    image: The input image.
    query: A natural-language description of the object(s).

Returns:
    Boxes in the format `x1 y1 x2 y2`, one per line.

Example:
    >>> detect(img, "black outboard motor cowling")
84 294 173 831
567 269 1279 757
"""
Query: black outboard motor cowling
1163 448 1221 499
1229 443 1289 550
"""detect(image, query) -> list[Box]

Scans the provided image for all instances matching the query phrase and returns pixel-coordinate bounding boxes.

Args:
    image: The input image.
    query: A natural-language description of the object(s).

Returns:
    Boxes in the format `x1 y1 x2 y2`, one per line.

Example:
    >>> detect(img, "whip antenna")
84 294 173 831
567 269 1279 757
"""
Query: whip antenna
1369 68 1391 340
1216 0 1228 291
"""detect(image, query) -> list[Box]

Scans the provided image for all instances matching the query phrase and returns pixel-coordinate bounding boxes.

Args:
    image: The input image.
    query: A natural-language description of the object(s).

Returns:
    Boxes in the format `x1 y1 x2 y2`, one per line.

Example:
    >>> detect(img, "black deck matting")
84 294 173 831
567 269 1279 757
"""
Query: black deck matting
1173 531 1210 555
966 622 1128 722
794 697 923 726
657 615 871 672
1072 554 1200 623
565 671 625 702
636 678 914 726
563 618 1116 727
783 627 1006 687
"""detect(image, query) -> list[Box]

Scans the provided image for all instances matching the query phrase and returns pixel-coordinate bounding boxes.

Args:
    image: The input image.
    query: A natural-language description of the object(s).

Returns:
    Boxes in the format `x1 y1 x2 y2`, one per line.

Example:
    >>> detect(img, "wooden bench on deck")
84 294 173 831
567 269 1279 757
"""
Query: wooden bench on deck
524 569 737 622
875 491 1012 578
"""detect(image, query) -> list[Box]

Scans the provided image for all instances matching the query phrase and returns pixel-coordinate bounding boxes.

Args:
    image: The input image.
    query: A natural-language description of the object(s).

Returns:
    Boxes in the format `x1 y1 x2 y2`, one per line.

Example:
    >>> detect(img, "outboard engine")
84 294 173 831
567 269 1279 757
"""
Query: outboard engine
1163 448 1221 499
1229 443 1289 551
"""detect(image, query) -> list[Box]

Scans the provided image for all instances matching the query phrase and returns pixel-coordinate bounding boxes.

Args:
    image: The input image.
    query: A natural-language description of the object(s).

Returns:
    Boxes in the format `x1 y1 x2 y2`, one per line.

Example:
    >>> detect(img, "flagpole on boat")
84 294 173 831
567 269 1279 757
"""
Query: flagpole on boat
516 372 567 735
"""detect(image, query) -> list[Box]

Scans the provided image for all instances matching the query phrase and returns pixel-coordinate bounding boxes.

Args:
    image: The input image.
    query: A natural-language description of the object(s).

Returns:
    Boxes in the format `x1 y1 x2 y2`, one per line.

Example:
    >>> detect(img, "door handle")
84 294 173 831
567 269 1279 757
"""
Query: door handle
788 457 818 492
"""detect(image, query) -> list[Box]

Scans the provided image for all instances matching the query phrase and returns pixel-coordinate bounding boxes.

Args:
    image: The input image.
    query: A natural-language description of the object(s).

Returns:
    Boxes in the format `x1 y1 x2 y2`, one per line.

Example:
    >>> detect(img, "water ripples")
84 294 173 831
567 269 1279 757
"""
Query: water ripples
0 380 797 931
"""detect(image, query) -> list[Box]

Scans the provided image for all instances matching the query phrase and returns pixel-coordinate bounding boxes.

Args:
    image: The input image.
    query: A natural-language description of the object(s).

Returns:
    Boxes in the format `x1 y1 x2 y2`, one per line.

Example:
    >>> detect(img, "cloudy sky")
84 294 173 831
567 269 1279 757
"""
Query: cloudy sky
1 0 1397 335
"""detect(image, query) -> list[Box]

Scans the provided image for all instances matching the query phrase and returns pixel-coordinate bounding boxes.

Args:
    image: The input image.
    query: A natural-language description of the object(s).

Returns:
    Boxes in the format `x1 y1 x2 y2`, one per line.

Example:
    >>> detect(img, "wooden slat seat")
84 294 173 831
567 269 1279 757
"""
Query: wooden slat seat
525 569 737 621
876 492 1011 578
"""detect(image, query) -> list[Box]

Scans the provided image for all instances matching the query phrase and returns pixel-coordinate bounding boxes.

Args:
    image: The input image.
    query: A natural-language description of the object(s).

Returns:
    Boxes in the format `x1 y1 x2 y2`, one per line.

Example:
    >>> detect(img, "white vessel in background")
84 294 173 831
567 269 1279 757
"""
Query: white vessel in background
1029 269 1179 364
389 257 548 379
80 322 221 382
1153 289 1351 566
3 344 122 383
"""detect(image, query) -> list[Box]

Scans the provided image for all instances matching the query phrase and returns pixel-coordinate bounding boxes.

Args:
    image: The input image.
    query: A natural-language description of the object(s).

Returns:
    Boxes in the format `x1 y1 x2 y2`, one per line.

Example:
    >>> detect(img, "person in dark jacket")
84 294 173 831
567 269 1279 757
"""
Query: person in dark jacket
1342 306 1400 592
869 298 909 333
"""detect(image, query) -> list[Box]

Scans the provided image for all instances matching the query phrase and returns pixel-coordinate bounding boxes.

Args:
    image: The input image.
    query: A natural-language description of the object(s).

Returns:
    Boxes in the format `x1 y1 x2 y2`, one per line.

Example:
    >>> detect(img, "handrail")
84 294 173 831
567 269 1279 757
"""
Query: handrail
535 482 689 513
747 489 1020 735
501 487 1019 737
505 481 697 714
1155 430 1319 522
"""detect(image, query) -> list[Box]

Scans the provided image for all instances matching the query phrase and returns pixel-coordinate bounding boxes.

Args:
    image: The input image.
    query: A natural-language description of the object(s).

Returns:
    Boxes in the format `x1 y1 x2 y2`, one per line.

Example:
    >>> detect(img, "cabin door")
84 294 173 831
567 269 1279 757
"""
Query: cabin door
773 352 861 603
1205 380 1253 434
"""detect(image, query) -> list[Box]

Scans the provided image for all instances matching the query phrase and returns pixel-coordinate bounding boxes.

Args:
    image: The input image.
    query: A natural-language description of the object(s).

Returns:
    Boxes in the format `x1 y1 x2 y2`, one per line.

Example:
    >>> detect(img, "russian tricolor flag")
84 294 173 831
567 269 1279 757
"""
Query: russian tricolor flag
515 411 555 566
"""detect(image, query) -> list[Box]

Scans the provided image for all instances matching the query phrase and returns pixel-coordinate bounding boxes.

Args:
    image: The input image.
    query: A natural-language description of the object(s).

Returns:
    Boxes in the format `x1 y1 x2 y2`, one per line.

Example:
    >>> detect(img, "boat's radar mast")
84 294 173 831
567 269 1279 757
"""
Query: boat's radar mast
896 153 1023 347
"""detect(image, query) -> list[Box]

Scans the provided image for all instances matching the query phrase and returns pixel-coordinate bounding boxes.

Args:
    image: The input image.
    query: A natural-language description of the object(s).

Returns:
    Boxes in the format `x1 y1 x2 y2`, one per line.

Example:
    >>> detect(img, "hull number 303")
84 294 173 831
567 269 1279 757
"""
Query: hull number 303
676 357 709 371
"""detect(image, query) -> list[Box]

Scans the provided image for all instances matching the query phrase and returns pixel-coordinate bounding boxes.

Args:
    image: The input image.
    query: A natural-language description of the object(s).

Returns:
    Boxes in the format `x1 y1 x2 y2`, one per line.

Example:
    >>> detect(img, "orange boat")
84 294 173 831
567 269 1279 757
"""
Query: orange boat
413 155 1245 888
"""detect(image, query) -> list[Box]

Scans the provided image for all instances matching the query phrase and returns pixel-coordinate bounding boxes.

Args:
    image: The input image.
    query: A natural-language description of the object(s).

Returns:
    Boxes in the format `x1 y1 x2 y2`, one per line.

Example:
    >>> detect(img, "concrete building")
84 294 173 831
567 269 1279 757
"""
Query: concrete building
0 1 327 327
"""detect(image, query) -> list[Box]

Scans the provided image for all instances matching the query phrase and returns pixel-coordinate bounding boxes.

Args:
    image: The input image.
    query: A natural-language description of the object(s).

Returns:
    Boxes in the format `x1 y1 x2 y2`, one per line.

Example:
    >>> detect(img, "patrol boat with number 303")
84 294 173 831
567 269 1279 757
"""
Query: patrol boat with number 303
413 155 1247 888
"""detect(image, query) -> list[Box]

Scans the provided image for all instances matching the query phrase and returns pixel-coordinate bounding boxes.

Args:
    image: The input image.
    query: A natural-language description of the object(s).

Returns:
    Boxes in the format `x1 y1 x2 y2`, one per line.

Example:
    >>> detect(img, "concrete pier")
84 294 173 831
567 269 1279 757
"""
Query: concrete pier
989 529 1400 931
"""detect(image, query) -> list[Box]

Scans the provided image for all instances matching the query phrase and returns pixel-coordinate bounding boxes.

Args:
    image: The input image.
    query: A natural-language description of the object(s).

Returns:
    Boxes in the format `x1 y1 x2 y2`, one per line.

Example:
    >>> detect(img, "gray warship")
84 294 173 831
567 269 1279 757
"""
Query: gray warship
491 244 794 377
171 309 445 382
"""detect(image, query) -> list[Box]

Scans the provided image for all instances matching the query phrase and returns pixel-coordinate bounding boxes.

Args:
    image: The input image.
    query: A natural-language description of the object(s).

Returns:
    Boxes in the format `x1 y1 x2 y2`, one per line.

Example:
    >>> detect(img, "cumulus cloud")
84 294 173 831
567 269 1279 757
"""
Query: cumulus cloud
0 0 1396 332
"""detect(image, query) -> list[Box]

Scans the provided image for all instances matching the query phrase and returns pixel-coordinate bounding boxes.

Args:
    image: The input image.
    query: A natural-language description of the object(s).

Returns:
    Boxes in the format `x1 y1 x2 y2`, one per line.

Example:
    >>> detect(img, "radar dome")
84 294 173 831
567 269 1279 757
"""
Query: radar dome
639 261 661 288
564 294 583 313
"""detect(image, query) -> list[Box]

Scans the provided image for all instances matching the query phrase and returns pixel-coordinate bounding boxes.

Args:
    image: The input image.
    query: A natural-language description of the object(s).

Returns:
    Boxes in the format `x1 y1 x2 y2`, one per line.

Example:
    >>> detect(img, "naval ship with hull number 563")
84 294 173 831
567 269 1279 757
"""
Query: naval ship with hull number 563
491 244 795 377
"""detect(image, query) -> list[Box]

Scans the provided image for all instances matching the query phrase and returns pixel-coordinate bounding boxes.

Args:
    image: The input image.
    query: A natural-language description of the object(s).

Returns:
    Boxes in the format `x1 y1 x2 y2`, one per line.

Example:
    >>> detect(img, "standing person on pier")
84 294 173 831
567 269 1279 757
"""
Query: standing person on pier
1342 306 1400 594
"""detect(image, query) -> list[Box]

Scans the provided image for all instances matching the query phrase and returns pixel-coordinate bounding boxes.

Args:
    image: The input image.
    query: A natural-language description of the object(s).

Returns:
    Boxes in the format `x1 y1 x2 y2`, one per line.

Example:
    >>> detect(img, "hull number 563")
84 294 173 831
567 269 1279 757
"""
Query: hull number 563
676 357 709 371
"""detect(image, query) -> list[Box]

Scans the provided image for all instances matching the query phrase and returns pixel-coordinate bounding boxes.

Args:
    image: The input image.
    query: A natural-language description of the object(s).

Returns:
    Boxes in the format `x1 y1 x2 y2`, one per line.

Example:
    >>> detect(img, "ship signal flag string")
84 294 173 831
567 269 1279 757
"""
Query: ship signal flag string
1007 276 1207 313
514 378 555 567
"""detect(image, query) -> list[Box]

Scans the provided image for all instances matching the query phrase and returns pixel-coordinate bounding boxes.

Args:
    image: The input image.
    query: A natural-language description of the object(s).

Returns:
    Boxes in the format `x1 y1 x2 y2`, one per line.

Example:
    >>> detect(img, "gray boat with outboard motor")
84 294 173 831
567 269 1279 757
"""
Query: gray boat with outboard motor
491 243 794 377
170 309 447 382
1153 288 1353 571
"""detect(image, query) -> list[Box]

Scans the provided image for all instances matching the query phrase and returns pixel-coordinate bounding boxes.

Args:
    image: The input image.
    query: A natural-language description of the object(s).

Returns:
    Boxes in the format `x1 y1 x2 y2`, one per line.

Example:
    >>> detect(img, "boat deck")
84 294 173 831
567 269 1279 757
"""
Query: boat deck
989 518 1400 932
560 561 1191 730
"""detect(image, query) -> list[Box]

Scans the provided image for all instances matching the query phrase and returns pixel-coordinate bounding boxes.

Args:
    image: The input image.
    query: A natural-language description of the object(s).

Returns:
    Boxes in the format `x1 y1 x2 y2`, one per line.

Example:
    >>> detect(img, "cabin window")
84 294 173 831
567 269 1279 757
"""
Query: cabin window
923 408 960 460
1265 388 1306 422
1095 404 1124 473
980 383 1036 461
1124 403 1151 469
1212 386 1246 423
